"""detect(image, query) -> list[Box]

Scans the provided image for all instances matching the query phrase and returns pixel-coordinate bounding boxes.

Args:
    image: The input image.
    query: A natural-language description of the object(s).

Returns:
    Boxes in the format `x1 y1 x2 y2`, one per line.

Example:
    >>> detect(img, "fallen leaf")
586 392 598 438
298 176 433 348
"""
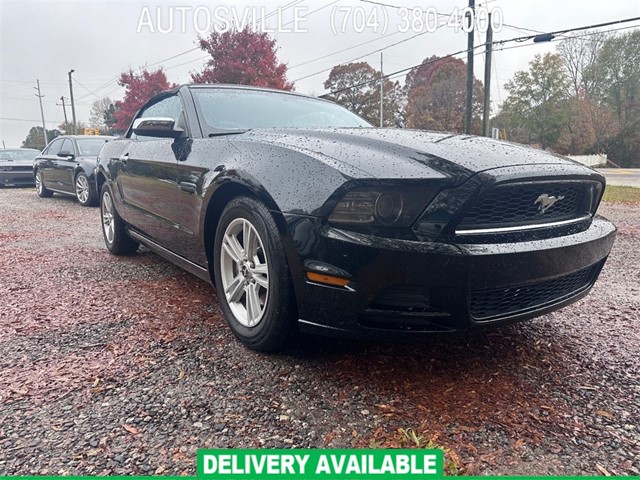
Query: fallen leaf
324 431 336 447
595 410 614 419
123 424 139 434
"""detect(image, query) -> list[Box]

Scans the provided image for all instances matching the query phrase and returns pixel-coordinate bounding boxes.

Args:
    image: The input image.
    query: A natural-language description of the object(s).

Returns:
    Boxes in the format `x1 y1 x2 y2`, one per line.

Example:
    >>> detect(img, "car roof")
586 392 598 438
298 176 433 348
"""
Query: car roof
146 83 335 106
54 135 113 140
0 148 40 151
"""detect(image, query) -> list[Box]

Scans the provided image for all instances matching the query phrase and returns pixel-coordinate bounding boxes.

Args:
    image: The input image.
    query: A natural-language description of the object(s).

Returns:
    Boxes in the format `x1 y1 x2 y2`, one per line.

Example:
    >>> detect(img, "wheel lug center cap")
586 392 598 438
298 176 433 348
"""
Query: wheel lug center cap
241 264 251 278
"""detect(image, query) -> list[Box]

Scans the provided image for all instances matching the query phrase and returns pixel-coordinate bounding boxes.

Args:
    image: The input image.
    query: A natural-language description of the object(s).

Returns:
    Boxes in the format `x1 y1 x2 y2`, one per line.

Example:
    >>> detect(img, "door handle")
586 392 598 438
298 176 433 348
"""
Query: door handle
119 153 129 165
179 181 197 194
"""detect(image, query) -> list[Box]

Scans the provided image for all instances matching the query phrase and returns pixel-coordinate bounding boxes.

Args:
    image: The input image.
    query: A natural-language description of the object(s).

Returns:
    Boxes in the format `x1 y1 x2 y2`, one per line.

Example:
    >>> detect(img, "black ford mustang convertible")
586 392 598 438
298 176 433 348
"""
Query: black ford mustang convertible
96 85 616 351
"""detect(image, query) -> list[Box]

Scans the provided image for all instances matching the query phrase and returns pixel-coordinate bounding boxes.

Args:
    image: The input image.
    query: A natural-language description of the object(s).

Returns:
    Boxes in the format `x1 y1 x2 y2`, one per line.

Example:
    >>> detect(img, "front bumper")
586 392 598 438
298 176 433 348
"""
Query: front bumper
0 170 35 187
283 214 616 340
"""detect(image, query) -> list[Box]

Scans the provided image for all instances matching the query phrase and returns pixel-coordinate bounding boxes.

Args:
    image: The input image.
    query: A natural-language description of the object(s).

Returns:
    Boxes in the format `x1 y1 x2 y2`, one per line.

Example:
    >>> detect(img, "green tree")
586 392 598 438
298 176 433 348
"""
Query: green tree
89 97 117 134
498 53 570 149
21 126 61 150
585 30 640 165
323 62 400 126
556 32 613 154
58 121 88 135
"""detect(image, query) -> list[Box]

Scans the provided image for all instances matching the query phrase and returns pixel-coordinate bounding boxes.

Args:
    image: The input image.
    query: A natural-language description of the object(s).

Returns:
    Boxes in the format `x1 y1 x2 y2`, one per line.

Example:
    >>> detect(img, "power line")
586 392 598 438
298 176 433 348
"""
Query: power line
493 16 640 46
292 0 520 83
0 117 61 124
289 32 402 71
294 19 455 83
321 15 640 97
494 23 639 54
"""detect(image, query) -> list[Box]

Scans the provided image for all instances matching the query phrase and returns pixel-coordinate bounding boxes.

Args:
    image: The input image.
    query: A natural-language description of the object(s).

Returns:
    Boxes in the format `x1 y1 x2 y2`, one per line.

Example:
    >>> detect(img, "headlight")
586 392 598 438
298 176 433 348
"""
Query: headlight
328 187 437 227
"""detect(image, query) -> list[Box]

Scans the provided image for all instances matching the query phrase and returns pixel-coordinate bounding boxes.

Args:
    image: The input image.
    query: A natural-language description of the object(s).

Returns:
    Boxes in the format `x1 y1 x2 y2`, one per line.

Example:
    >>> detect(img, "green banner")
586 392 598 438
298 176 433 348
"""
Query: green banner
197 449 443 479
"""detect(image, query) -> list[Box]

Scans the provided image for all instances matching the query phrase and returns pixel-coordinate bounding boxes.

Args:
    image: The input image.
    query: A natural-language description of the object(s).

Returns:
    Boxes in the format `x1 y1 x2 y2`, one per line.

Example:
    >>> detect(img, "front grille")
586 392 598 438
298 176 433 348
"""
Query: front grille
0 166 31 172
470 263 601 321
458 182 595 231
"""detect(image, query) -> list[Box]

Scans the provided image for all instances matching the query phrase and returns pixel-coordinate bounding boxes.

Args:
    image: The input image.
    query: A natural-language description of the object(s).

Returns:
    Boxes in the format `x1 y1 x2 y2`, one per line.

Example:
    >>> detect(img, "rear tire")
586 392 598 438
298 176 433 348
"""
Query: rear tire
100 183 139 255
213 196 297 352
75 172 97 206
35 169 53 198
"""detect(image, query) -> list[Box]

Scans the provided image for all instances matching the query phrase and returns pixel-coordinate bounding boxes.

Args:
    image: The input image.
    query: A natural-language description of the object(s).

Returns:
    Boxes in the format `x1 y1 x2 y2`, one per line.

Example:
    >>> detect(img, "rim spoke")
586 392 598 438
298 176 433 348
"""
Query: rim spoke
243 221 257 258
253 273 268 289
252 263 268 275
223 234 245 263
245 283 261 325
225 274 245 303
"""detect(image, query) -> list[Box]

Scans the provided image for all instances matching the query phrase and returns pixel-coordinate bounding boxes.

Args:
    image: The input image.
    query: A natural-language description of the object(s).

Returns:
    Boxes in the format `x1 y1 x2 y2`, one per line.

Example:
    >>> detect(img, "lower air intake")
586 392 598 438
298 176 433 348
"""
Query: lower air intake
470 262 602 321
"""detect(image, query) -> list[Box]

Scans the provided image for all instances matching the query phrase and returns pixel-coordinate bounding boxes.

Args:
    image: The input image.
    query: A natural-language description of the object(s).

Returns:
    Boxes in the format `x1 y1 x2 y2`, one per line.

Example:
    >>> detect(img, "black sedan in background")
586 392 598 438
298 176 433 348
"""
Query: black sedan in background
0 148 40 187
97 85 616 352
34 135 112 206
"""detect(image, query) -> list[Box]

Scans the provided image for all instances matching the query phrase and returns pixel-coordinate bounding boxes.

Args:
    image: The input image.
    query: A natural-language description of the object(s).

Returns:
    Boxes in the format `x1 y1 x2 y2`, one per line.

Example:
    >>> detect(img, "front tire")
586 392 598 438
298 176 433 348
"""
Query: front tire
213 196 297 352
75 172 97 206
35 169 53 198
100 183 139 255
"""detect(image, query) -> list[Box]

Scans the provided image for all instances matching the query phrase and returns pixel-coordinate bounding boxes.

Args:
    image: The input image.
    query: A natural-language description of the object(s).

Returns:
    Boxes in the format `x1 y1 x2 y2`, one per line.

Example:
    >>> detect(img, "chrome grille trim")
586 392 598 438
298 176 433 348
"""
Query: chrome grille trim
456 214 592 236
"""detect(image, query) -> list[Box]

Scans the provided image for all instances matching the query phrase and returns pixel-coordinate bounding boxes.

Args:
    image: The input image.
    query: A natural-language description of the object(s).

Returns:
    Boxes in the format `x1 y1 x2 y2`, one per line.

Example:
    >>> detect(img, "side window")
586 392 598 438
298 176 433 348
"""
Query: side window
131 95 185 141
46 139 64 156
59 139 75 155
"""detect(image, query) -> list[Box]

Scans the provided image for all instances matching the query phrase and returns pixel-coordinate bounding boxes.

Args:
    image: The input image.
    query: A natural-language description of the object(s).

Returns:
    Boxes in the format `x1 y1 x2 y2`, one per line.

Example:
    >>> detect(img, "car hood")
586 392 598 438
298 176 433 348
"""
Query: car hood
238 128 581 183
77 155 98 165
0 159 34 167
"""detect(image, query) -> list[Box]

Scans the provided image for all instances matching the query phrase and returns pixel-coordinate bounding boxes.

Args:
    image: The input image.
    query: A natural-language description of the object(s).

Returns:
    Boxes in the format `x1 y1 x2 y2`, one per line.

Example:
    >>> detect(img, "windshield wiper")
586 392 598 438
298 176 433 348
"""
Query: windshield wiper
208 129 251 137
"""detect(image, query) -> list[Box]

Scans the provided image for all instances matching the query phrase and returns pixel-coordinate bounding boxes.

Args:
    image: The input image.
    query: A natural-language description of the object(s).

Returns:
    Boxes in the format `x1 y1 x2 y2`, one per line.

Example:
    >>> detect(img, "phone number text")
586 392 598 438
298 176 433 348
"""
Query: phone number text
329 5 504 35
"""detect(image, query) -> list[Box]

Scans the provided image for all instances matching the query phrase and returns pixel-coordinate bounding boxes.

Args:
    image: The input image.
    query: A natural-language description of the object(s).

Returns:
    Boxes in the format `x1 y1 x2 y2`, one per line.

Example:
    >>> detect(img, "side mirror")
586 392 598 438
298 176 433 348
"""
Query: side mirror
57 150 74 158
132 117 184 139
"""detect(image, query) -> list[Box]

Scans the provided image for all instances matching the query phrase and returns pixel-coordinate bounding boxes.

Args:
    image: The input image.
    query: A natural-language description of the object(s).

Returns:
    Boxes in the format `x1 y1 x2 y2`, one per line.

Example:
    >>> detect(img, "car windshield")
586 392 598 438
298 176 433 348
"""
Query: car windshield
76 138 109 156
0 149 38 161
190 88 372 132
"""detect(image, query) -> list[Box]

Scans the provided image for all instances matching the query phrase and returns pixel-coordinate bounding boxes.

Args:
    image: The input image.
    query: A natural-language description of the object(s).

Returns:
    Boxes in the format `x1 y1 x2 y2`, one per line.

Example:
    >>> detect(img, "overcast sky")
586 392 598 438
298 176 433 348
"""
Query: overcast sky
1 0 639 147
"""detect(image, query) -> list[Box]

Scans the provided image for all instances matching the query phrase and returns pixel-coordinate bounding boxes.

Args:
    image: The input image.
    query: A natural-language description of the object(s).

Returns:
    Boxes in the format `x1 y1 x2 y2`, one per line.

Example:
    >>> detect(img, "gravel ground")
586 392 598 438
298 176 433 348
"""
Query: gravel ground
0 187 638 476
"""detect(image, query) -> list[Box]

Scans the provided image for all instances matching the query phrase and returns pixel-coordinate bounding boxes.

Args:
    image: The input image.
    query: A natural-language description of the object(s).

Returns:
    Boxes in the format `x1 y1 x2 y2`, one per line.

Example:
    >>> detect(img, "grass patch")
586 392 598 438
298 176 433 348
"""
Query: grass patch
602 185 640 204
397 428 462 476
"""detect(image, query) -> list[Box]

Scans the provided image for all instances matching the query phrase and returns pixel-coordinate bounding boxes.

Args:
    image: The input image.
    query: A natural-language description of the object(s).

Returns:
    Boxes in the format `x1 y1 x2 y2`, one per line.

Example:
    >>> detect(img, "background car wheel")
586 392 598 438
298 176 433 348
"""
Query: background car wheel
100 183 139 255
75 172 97 206
214 196 297 352
35 169 53 198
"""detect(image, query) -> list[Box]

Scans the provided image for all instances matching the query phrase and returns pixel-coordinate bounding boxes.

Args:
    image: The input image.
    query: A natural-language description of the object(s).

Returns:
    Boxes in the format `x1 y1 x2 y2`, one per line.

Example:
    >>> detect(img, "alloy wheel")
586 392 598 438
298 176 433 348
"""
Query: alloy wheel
220 218 270 327
35 170 42 194
76 175 90 203
101 190 115 245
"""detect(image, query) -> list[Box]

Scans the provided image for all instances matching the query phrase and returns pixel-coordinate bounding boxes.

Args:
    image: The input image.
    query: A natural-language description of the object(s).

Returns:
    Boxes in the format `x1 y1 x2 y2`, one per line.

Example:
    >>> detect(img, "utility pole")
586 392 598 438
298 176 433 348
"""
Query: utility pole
379 52 384 128
464 0 475 134
57 96 69 125
68 69 77 134
34 79 48 146
482 13 493 137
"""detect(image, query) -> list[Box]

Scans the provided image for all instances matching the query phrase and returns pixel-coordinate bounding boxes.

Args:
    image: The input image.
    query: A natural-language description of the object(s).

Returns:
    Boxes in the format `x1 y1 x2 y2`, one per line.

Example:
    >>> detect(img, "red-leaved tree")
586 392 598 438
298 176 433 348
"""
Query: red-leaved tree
191 27 293 91
113 68 177 131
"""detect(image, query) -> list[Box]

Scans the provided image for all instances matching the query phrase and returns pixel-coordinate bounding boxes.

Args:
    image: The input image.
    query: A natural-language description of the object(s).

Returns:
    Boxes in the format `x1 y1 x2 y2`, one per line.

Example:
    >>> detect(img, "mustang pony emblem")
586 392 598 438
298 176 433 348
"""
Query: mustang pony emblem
535 193 565 213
